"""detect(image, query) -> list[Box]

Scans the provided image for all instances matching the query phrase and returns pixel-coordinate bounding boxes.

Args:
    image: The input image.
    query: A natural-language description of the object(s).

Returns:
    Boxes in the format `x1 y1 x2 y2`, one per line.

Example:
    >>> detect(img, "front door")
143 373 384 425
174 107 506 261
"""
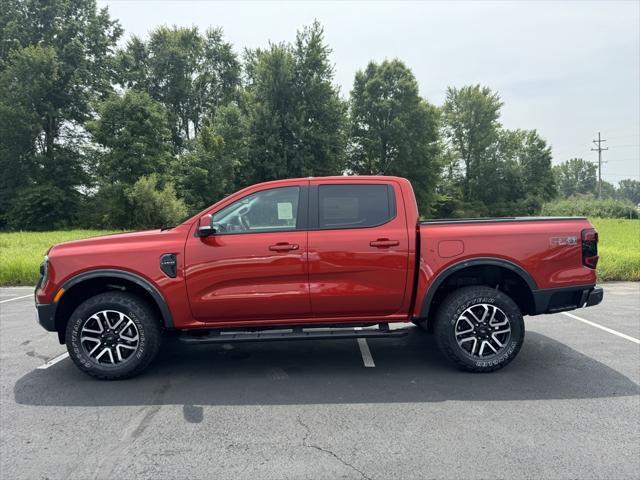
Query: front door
307 180 410 317
184 184 310 321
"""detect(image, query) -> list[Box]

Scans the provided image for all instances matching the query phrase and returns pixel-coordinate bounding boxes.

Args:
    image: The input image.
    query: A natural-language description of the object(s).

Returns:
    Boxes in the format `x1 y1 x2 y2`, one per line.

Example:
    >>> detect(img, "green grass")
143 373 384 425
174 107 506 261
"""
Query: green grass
591 218 640 282
0 230 120 286
0 220 638 285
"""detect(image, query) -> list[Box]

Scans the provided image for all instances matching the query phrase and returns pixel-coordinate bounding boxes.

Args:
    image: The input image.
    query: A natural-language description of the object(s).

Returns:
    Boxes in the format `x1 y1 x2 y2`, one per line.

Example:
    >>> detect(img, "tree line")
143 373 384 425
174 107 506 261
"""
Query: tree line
1 0 637 230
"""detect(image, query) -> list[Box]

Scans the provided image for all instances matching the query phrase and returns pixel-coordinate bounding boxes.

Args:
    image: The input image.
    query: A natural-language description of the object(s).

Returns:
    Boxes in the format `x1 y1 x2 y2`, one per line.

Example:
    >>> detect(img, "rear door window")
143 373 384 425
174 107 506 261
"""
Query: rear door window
318 184 396 229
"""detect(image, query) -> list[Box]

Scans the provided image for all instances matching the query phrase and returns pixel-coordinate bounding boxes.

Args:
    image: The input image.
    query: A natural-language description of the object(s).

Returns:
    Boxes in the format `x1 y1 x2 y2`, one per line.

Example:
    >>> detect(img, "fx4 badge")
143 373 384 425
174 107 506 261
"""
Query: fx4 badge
550 236 577 246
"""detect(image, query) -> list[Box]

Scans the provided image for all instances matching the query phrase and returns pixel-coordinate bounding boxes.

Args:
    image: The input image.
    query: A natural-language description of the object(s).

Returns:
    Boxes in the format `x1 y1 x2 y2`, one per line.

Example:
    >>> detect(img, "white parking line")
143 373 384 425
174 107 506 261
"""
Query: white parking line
562 312 640 345
0 294 32 304
36 352 69 369
357 338 376 367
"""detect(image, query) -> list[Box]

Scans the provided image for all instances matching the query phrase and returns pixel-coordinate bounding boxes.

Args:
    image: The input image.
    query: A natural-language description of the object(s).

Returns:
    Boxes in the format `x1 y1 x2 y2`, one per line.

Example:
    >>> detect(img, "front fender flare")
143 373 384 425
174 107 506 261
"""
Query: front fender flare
60 269 174 329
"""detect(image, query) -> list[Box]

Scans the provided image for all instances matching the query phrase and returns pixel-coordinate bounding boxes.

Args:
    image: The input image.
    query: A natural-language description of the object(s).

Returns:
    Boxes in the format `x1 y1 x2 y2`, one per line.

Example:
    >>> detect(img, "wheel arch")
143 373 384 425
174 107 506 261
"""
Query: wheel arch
53 269 173 343
417 258 537 329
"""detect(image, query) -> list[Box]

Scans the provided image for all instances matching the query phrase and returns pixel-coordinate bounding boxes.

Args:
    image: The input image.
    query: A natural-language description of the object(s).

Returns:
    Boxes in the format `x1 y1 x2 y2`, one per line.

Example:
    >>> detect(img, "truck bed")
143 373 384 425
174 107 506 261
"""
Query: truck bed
414 216 598 319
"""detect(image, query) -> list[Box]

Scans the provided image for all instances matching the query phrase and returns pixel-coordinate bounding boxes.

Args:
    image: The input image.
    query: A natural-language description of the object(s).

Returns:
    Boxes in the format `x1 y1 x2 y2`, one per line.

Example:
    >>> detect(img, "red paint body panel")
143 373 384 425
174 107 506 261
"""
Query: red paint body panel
36 176 598 332
36 225 195 328
412 219 597 314
308 178 410 317
184 229 310 321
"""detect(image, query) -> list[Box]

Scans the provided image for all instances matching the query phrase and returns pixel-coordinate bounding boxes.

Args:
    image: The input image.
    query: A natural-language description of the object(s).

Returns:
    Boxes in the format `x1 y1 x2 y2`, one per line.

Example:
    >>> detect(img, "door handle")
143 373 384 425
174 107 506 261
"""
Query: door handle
370 239 400 248
269 243 299 252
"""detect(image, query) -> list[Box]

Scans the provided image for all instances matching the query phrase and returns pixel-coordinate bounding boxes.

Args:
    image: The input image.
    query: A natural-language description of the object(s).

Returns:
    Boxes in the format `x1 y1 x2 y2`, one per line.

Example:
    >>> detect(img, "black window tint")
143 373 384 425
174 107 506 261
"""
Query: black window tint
318 184 395 229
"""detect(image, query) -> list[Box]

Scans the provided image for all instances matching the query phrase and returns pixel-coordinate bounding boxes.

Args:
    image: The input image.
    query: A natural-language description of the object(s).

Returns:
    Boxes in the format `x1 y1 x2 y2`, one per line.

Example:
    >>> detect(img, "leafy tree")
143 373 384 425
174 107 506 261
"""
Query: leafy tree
347 59 440 212
243 22 347 184
292 21 347 177
86 90 176 228
177 104 248 213
517 130 557 208
5 184 78 230
1 0 121 163
541 196 638 219
553 158 597 198
87 183 130 229
440 85 556 216
0 0 121 228
617 179 640 205
88 90 173 184
475 129 527 215
442 85 503 201
485 129 555 215
0 45 58 225
1 8 591 229
0 0 24 66
117 26 240 151
243 43 297 183
600 180 616 199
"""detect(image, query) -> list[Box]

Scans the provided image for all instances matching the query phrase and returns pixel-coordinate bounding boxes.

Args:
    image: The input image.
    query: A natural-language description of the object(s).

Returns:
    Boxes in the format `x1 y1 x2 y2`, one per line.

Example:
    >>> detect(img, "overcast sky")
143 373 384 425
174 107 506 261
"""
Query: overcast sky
99 0 640 184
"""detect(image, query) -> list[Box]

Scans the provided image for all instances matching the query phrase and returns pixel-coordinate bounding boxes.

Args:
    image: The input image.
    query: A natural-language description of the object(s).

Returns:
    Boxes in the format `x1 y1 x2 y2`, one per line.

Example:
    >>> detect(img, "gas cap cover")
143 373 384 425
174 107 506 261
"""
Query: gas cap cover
438 240 464 258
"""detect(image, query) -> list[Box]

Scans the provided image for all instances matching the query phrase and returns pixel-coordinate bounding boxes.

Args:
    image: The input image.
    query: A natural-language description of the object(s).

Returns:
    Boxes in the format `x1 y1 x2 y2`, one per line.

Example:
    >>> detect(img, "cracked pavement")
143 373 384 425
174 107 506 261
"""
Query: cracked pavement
1 283 639 479
297 414 372 480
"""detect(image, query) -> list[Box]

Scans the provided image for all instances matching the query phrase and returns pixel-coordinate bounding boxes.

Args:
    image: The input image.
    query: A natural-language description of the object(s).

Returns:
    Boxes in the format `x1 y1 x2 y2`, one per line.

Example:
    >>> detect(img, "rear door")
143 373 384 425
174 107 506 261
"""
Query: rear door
307 180 410 317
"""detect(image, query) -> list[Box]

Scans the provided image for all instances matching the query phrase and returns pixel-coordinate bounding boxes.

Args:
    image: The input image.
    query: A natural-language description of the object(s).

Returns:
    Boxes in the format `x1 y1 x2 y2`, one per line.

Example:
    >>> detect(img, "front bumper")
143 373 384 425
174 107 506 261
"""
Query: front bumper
36 303 57 331
532 284 603 315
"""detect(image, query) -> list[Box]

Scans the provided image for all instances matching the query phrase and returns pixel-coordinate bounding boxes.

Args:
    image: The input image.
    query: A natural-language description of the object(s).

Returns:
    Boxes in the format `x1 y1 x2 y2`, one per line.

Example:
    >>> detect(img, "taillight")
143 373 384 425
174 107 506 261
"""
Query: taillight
581 228 599 269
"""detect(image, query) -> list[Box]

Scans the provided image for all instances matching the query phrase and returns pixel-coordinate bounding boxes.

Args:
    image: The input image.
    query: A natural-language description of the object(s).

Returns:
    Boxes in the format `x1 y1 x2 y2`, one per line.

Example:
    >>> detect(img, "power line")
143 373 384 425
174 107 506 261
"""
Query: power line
591 132 608 198
602 134 640 141
607 144 640 149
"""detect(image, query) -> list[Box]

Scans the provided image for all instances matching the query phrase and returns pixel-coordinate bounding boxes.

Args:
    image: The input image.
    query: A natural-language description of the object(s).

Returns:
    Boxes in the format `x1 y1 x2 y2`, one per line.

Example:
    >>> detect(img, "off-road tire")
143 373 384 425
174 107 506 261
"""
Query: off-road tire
434 286 524 372
65 292 162 380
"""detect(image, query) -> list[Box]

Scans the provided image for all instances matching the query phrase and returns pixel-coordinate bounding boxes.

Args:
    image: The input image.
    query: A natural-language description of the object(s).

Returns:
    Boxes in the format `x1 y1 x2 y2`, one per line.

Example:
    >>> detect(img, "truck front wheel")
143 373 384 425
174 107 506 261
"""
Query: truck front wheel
65 292 162 380
434 286 524 372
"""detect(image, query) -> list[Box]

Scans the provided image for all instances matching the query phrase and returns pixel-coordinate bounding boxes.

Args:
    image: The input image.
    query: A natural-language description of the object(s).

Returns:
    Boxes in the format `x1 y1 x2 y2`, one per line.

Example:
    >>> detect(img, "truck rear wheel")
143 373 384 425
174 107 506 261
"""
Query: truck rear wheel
434 286 524 372
65 292 162 380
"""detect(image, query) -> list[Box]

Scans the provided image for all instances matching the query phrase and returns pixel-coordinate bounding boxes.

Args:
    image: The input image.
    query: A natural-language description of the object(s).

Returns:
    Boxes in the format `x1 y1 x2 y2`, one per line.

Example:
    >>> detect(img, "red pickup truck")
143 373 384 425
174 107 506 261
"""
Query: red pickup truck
35 176 602 379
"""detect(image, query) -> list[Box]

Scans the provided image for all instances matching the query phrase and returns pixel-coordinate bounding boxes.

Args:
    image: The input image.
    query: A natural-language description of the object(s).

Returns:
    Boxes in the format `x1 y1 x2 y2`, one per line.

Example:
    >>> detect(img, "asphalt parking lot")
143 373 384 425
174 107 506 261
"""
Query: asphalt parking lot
1 283 639 480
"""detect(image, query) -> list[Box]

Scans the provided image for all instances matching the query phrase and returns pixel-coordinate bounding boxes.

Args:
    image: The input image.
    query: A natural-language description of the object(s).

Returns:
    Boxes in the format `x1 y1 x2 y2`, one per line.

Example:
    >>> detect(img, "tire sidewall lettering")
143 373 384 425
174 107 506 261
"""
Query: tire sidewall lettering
437 287 525 372
67 296 153 374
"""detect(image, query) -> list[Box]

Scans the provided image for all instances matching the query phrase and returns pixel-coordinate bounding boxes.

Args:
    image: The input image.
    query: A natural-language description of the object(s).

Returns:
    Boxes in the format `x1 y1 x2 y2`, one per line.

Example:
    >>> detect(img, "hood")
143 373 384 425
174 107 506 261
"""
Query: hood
47 226 192 259
52 229 161 250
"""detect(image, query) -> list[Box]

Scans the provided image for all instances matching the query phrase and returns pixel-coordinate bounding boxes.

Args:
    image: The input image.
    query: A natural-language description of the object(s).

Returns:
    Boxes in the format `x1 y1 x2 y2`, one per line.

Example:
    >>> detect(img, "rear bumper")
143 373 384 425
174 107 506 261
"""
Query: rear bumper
36 303 57 331
585 286 604 307
532 284 603 315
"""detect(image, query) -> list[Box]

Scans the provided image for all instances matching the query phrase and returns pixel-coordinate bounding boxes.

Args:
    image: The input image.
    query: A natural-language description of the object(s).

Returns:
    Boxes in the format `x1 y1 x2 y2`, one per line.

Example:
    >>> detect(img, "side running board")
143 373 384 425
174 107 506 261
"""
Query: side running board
178 325 409 345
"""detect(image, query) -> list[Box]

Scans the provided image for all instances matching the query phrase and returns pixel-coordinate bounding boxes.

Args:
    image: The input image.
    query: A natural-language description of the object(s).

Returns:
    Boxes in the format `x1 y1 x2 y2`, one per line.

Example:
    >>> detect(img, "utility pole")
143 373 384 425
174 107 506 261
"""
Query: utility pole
591 132 608 198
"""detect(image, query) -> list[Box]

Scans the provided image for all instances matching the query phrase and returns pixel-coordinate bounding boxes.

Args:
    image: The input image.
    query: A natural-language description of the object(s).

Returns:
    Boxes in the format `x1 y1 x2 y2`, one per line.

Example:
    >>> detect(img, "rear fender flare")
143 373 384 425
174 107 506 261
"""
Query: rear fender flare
417 257 538 320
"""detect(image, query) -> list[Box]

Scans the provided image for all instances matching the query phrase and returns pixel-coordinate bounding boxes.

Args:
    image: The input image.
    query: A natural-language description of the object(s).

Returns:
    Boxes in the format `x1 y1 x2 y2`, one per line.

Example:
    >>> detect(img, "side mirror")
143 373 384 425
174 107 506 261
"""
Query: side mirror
196 215 215 237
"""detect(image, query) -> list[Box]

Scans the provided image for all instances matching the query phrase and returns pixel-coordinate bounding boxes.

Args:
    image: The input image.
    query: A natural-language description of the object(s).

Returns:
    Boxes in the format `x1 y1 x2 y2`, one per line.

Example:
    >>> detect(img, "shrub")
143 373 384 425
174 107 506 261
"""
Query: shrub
125 174 189 229
541 196 638 219
81 176 189 230
5 184 80 230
